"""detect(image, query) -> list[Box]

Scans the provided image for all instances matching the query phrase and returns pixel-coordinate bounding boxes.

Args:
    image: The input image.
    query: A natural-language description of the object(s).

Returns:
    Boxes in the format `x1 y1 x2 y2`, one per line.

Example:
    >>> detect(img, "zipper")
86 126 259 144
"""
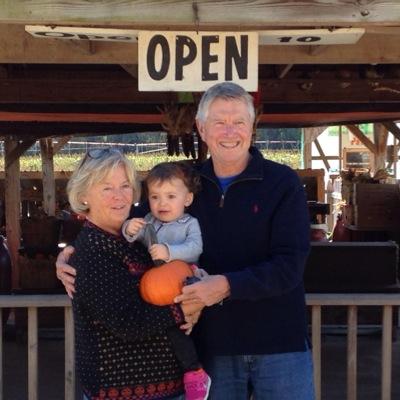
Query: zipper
200 173 262 208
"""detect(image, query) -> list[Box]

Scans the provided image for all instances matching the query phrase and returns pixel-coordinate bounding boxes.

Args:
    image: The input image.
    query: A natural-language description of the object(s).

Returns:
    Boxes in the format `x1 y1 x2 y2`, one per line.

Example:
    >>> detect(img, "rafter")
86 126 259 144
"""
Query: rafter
346 125 376 154
382 121 400 142
5 138 37 168
53 136 72 154
276 64 293 79
314 138 331 171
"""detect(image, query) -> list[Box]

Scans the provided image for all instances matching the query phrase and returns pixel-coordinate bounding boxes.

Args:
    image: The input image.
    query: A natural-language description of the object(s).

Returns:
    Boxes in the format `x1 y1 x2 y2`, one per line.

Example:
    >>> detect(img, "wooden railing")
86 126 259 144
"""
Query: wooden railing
0 295 73 400
308 293 400 400
0 293 399 400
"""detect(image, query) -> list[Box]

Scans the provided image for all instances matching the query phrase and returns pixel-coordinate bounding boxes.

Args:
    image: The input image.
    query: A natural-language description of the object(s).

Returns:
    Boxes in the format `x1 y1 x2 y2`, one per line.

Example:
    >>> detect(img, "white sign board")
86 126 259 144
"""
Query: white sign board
138 31 258 92
25 25 138 42
259 28 365 45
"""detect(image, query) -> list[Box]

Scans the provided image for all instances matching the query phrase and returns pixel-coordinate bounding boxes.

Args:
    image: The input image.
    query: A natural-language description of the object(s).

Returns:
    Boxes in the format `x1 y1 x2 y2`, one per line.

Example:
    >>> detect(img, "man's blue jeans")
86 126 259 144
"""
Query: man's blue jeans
203 349 315 400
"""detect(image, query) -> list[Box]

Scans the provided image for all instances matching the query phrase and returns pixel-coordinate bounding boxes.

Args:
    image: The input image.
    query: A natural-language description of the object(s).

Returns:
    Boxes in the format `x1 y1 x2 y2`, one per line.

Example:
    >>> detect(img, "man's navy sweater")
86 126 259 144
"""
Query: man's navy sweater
189 147 310 357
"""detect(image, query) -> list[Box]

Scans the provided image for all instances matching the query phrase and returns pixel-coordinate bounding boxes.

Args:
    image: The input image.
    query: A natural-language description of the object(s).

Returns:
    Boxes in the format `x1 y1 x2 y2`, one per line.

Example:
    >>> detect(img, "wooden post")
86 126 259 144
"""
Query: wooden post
4 137 21 289
40 138 56 216
347 305 358 400
374 123 389 173
311 305 321 400
381 305 393 400
302 127 327 168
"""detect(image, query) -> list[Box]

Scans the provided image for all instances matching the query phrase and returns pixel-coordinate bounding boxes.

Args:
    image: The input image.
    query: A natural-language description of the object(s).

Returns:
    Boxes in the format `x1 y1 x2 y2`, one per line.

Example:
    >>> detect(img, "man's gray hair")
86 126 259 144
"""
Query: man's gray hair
196 82 255 124
67 148 140 215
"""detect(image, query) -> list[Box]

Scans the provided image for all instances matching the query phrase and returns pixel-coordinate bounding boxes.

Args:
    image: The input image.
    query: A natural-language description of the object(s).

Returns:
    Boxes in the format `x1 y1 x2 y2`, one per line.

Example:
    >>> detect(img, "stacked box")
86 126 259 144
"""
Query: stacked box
351 183 400 230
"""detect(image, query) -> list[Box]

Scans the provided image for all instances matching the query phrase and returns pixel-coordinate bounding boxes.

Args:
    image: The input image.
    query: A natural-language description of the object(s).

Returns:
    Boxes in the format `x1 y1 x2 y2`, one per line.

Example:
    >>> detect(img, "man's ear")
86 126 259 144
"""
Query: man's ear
196 119 205 141
185 192 194 207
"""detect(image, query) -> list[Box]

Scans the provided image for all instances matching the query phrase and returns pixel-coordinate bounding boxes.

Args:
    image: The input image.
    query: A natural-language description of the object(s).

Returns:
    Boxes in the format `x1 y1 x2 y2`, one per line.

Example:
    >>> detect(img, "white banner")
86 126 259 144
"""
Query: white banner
259 28 364 45
138 31 258 92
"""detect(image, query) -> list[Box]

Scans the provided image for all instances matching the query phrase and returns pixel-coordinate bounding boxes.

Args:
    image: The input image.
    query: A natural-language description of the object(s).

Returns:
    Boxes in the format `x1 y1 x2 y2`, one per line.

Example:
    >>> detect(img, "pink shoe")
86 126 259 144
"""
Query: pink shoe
183 368 211 400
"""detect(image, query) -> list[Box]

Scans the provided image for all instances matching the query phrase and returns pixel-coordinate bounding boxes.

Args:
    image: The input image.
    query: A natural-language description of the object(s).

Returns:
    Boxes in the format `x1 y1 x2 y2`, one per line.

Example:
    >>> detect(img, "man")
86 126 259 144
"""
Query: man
57 82 314 399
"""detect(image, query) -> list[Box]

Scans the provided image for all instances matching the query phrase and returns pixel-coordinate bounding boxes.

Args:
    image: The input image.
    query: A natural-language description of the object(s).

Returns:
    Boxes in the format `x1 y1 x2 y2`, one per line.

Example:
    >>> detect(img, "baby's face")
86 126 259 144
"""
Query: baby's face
148 178 194 222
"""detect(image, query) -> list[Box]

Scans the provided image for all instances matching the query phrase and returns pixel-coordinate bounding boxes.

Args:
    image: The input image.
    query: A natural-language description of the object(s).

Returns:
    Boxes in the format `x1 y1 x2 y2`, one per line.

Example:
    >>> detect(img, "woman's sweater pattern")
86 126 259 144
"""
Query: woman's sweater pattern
71 223 184 400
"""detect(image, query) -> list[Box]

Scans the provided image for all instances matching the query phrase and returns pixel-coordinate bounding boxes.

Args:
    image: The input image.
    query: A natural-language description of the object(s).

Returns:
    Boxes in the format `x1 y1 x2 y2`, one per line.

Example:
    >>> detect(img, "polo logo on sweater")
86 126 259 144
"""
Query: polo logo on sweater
253 204 259 214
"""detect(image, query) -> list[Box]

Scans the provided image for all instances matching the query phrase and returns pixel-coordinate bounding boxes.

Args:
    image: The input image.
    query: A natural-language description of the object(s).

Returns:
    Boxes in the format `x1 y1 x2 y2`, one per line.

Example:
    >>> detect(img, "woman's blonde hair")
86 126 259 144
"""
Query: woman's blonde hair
67 148 140 214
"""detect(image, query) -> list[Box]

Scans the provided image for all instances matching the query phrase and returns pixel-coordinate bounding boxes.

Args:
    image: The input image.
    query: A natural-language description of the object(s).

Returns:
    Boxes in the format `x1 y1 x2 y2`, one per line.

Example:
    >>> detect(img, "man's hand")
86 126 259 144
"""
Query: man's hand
149 244 170 262
55 246 77 299
126 218 146 236
174 275 231 307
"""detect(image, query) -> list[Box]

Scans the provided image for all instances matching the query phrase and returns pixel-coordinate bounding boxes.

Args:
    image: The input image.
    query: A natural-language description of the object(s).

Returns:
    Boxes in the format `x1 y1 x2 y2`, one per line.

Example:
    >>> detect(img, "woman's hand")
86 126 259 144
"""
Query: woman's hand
56 246 77 299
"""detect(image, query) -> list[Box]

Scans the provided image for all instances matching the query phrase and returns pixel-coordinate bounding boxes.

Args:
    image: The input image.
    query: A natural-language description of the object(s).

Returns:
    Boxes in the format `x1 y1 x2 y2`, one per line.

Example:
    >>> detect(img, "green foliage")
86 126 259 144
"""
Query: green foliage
0 150 302 172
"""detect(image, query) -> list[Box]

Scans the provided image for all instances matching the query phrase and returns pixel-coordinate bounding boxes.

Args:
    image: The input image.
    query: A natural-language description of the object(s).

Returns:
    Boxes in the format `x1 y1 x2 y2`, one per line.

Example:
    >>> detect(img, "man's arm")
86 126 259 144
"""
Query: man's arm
56 246 76 298
176 172 309 305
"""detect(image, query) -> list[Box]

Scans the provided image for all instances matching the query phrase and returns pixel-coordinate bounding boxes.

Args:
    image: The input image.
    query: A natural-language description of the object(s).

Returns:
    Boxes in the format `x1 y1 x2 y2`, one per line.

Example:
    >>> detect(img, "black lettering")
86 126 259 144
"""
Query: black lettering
35 31 74 38
297 36 320 43
202 35 219 81
77 34 104 40
175 36 197 80
225 35 248 81
278 36 292 43
108 36 132 41
147 35 170 80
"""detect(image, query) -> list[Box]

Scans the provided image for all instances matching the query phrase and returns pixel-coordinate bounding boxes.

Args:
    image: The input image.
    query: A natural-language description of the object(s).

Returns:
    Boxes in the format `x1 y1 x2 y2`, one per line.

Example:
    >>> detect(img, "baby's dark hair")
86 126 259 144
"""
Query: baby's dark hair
146 161 201 194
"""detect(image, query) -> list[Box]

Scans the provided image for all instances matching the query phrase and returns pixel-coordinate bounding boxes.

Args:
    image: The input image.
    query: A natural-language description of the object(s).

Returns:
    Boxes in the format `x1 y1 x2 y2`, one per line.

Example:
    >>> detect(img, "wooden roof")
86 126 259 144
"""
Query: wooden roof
1 1 400 136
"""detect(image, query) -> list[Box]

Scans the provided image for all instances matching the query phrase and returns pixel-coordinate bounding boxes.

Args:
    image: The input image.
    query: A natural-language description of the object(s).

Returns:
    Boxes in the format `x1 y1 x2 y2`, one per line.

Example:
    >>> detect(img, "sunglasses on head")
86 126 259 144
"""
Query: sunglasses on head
78 148 122 169
87 148 119 159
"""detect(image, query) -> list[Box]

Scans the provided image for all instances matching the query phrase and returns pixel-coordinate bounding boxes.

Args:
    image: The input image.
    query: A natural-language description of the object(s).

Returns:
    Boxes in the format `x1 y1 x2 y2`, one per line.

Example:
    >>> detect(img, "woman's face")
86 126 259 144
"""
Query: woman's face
82 165 134 235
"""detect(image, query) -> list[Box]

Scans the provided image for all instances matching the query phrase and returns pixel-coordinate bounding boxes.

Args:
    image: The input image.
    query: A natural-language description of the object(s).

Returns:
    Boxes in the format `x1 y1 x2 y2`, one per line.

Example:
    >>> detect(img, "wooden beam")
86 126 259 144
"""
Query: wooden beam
302 126 326 168
382 121 400 142
346 125 377 154
53 136 72 154
2 25 400 64
40 138 56 216
314 138 331 171
5 138 37 168
0 112 165 123
276 64 293 79
307 45 328 56
4 138 21 289
120 64 138 79
373 123 389 171
1 1 400 26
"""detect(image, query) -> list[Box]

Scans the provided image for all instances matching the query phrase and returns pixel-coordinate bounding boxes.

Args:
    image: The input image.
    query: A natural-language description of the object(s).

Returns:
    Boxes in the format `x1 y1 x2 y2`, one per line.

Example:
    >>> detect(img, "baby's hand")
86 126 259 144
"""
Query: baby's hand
149 244 170 262
126 218 146 236
194 267 209 279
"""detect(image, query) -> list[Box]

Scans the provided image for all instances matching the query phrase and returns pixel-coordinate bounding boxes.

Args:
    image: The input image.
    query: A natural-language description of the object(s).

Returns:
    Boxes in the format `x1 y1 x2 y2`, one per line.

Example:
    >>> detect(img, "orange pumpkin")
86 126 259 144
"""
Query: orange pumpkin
140 260 193 305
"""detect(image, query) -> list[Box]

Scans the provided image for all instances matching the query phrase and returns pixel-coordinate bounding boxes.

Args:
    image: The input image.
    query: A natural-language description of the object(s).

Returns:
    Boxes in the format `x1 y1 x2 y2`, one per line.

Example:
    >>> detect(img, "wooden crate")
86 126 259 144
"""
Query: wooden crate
295 169 325 202
350 183 400 230
352 183 400 206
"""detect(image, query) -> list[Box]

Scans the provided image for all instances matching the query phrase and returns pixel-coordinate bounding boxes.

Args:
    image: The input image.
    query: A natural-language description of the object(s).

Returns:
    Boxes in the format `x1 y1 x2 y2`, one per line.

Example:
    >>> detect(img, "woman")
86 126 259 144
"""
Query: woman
65 148 200 400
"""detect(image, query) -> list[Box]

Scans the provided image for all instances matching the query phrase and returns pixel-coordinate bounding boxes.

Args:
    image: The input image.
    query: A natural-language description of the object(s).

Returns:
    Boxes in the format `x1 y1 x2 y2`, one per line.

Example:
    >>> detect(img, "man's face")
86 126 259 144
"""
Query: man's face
197 98 253 175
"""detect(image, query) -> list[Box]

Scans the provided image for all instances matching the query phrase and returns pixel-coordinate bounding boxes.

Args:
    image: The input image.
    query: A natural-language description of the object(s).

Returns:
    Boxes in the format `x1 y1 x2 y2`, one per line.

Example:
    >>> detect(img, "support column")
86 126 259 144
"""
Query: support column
374 123 389 173
4 137 21 289
302 127 327 168
40 138 56 216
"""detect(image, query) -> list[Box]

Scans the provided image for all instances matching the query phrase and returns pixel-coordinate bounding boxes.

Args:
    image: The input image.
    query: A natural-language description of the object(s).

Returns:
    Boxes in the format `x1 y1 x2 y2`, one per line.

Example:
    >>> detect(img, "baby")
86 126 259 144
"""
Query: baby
123 161 211 400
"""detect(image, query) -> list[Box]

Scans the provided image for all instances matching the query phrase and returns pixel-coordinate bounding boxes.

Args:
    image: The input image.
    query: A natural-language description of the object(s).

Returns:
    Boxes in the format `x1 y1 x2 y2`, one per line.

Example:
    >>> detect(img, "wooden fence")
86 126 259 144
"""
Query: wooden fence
0 293 399 400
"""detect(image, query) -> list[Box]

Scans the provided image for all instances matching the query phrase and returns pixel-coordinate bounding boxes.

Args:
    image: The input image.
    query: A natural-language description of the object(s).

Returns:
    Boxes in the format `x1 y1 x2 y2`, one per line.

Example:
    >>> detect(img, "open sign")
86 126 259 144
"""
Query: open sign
138 31 258 92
